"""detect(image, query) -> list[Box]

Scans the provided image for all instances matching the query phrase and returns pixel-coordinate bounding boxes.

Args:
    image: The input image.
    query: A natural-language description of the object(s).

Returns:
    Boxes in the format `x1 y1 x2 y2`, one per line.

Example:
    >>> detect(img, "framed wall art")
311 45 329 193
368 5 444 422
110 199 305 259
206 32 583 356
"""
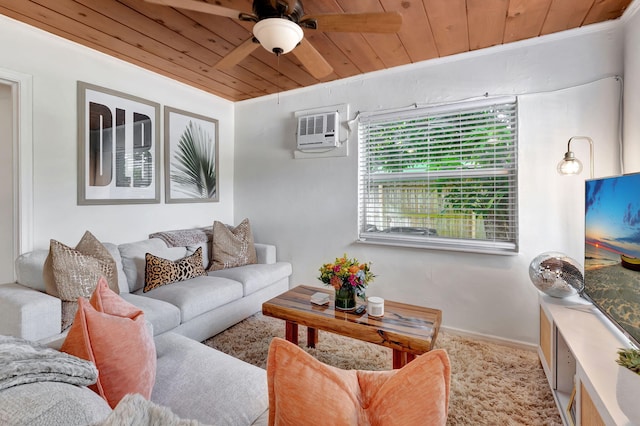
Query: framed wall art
164 106 219 203
77 81 160 205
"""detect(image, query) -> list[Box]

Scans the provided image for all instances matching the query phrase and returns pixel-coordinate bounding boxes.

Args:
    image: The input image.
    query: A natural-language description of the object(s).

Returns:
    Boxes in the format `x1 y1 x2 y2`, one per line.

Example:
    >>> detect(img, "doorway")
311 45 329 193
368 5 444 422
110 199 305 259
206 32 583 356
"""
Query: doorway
0 82 13 283
0 69 33 283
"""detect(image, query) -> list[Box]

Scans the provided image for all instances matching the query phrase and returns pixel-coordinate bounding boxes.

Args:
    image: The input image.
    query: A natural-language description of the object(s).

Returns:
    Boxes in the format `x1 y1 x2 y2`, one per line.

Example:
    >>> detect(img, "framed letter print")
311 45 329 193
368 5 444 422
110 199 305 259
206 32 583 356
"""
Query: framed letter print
77 81 160 205
164 106 219 203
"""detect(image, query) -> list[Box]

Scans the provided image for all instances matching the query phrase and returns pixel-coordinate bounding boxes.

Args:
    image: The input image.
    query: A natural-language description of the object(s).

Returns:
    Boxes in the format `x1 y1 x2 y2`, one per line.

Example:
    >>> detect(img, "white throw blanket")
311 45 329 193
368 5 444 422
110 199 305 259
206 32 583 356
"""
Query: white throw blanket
0 335 97 391
98 394 206 426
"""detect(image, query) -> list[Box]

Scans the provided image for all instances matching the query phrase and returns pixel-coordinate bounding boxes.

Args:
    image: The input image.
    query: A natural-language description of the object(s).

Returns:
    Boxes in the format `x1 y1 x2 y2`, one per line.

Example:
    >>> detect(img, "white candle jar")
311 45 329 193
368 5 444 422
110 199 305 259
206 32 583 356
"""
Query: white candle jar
367 296 384 317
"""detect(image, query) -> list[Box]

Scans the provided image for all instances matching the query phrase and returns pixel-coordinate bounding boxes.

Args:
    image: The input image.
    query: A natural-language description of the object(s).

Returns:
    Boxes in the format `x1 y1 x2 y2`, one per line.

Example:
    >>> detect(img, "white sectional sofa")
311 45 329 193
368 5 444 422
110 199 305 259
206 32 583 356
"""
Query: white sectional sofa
0 332 271 425
0 230 292 425
0 234 292 345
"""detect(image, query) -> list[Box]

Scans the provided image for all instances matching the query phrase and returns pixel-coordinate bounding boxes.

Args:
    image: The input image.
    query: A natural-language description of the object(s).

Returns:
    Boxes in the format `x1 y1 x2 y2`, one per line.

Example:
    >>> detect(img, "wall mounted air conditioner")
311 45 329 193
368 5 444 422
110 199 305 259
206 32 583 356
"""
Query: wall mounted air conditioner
296 112 339 150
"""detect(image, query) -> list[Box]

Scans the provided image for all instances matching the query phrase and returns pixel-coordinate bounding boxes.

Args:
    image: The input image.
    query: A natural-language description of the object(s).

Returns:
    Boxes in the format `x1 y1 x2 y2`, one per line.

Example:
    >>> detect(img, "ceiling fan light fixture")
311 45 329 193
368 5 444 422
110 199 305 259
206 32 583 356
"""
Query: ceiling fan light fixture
253 18 303 55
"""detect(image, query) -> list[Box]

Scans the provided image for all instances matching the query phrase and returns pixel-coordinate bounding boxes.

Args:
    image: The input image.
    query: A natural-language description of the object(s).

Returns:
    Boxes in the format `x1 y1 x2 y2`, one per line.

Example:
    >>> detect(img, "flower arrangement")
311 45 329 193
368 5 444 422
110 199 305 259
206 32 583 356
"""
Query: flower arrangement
318 254 375 298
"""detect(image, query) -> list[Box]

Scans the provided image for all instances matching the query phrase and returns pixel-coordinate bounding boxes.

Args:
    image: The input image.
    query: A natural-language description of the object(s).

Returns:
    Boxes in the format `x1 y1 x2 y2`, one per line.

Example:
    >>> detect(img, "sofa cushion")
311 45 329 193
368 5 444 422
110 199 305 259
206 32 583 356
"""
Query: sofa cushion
153 332 268 426
144 247 206 292
207 262 293 296
14 250 49 293
0 381 112 426
61 278 156 408
15 244 126 295
102 243 130 294
141 275 243 323
0 283 62 341
209 219 257 271
120 293 181 336
119 239 188 293
266 337 451 426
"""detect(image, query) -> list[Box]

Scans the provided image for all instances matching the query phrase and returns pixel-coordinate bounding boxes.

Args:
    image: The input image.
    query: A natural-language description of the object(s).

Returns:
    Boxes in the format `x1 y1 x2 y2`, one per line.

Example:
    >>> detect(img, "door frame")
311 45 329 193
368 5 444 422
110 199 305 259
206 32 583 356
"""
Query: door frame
0 68 33 275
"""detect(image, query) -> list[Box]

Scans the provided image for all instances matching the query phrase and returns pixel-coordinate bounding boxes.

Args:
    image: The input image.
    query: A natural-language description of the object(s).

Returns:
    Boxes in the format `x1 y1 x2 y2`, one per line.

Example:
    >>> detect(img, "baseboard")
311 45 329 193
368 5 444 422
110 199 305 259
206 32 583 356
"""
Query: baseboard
440 325 538 352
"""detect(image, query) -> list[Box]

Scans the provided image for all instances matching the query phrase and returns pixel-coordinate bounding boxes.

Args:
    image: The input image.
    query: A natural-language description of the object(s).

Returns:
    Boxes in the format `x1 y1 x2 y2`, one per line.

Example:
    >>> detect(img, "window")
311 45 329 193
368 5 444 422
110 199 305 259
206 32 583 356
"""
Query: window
358 97 518 254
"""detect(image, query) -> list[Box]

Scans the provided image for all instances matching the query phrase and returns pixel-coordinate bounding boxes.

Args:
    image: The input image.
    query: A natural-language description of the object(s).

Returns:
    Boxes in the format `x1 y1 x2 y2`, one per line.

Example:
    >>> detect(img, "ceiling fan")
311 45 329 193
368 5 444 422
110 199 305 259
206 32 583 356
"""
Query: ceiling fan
145 0 402 79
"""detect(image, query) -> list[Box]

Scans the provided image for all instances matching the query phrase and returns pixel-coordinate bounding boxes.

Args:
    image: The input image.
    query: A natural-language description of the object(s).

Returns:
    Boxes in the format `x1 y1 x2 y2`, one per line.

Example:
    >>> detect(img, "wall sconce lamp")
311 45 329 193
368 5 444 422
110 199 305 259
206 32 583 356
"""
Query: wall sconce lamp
557 136 594 178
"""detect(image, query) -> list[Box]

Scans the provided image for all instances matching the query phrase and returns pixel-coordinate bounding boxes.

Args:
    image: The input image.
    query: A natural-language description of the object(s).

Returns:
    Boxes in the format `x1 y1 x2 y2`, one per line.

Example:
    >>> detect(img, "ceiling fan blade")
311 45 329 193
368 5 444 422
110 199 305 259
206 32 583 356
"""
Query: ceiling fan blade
291 38 333 79
215 38 260 70
144 0 244 19
304 12 402 33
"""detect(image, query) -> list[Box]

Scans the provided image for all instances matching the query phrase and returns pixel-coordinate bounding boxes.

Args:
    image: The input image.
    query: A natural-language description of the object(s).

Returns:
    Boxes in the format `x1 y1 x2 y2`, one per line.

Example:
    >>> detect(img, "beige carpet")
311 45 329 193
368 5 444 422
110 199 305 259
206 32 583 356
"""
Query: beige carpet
204 313 562 426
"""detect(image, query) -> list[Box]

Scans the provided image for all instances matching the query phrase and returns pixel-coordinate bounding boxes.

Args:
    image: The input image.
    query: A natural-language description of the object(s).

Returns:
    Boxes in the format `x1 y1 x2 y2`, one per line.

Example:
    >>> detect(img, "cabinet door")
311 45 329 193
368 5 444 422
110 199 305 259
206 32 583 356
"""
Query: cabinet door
540 306 552 369
581 382 605 426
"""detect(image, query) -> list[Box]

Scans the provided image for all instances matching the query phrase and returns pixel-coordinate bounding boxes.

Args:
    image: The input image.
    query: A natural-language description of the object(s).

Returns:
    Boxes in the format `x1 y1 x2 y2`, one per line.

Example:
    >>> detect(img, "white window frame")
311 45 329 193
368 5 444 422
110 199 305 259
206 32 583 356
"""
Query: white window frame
357 97 518 255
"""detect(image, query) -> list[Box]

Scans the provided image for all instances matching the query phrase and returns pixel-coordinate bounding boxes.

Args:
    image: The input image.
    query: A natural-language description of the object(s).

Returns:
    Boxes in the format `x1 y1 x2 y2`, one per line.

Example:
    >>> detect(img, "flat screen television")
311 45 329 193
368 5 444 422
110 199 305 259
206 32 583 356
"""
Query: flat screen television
584 172 640 347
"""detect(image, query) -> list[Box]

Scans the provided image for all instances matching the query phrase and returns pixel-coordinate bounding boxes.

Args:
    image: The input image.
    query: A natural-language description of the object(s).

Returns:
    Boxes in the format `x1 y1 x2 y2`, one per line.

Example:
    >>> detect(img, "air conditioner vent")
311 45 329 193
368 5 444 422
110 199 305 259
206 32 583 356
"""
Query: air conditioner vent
297 112 339 150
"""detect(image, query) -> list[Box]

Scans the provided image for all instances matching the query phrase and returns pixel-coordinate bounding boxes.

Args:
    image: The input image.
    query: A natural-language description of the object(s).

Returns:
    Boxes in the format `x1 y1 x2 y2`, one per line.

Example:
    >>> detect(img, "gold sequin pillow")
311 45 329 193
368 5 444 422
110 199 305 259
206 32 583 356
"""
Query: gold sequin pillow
143 247 206 292
209 218 257 271
44 231 118 331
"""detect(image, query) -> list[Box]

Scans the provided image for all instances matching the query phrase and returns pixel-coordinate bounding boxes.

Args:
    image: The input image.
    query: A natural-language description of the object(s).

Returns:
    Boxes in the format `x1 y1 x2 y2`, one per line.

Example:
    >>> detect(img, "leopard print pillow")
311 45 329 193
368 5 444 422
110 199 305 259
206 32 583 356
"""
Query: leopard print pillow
143 247 206 292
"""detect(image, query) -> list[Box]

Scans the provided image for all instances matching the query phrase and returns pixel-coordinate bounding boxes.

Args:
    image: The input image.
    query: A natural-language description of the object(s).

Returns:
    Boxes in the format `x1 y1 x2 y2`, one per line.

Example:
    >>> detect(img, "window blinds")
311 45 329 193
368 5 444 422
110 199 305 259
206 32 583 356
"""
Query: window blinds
358 97 518 254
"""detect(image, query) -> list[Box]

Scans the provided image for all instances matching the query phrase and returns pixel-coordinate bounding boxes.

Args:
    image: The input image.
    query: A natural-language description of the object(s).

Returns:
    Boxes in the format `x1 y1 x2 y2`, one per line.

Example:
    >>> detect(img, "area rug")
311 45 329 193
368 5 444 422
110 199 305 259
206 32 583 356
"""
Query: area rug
204 313 562 426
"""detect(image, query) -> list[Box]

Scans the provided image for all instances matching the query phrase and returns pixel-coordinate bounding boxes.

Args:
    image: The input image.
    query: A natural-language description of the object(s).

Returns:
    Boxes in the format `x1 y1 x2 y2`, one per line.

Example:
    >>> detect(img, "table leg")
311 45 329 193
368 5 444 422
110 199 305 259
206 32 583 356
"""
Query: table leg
392 351 418 368
285 321 298 345
393 350 406 369
307 327 318 348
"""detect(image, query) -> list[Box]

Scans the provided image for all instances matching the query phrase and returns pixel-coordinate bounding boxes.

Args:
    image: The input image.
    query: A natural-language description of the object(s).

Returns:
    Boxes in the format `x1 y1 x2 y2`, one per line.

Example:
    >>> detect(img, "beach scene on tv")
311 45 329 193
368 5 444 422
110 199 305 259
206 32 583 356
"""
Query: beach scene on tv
584 173 640 345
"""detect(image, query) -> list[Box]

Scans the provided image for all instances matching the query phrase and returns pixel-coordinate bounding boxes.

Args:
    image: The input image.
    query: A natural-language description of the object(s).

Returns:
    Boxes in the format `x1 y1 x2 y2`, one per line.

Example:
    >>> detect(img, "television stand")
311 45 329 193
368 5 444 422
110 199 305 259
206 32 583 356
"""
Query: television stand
538 294 633 425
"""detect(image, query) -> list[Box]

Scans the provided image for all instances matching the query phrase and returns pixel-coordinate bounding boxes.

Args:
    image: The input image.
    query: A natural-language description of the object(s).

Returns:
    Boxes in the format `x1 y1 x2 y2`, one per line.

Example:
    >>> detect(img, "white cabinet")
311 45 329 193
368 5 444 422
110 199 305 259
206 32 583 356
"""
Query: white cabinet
538 295 633 425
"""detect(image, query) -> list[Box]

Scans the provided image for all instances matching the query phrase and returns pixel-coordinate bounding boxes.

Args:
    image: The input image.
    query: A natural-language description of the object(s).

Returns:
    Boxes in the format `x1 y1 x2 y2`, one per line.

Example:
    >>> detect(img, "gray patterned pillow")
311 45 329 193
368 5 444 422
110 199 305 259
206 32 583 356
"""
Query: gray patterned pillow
143 247 206 292
45 232 118 330
208 218 257 271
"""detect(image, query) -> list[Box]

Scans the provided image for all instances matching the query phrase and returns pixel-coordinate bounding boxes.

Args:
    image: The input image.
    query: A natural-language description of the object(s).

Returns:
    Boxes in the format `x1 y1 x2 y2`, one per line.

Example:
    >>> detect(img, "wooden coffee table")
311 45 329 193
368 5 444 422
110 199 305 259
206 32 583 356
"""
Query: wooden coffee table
262 285 442 369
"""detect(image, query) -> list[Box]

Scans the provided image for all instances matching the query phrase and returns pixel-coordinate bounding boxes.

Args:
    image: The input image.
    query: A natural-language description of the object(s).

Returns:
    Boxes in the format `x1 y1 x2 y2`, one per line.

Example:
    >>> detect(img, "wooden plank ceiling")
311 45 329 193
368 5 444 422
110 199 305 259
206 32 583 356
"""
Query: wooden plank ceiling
0 0 632 101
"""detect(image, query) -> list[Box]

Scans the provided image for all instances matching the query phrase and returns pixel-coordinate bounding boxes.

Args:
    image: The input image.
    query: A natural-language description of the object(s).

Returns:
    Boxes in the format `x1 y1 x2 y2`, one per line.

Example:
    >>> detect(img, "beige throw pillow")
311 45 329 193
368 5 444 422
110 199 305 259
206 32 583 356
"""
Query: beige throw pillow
43 231 118 330
209 219 257 271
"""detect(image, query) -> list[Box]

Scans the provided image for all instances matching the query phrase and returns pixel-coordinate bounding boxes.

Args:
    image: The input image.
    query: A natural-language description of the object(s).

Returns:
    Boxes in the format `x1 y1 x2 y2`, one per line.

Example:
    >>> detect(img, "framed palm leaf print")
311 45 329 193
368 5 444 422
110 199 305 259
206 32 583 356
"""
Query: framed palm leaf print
164 107 219 203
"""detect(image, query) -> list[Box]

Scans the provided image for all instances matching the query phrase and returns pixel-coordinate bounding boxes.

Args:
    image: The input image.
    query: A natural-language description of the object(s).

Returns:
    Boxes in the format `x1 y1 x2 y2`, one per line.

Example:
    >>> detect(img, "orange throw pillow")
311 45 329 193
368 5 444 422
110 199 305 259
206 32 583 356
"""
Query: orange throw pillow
60 277 156 408
266 337 450 426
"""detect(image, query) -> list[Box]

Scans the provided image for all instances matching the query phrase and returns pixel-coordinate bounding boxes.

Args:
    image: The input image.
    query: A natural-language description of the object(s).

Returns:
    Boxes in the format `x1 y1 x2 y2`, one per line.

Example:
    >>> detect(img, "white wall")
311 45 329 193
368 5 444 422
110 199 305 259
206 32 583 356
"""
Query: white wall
624 4 640 173
234 24 624 344
0 15 234 249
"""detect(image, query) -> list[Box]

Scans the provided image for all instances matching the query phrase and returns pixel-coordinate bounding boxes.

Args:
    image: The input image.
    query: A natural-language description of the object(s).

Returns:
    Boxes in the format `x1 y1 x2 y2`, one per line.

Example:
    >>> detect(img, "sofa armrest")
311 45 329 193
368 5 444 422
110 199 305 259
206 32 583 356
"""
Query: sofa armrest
0 283 61 341
254 243 276 264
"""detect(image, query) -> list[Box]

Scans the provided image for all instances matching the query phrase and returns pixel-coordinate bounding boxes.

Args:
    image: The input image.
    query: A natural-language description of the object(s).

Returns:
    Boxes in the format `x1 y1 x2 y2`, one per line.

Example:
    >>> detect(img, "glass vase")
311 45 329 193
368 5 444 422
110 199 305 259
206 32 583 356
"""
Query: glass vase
335 285 356 311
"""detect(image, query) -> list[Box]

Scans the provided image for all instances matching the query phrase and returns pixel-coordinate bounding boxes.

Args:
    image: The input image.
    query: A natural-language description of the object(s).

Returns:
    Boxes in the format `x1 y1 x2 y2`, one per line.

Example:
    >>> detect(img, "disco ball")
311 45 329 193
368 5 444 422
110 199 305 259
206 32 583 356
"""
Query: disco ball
528 252 584 298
